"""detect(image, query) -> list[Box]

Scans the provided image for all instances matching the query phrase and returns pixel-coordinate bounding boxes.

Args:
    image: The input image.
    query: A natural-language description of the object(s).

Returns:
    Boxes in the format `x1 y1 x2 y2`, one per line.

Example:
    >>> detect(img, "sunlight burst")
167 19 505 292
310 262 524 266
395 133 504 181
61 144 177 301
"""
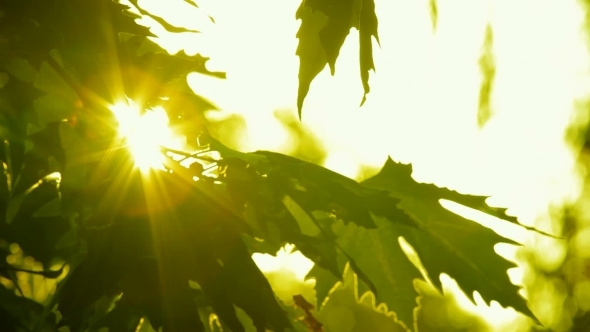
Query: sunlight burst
110 99 183 171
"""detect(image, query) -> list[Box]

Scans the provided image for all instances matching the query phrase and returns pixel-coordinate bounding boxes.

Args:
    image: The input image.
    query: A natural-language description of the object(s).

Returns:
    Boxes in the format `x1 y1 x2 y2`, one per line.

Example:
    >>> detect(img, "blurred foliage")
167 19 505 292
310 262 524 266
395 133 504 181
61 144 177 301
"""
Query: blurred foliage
0 0 566 331
477 24 495 128
428 0 438 31
516 2 590 331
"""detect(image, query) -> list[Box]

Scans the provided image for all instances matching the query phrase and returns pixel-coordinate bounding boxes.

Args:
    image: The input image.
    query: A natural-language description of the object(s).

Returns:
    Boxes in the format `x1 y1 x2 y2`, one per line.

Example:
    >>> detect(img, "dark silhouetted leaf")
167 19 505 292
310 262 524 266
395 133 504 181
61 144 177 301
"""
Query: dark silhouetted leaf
57 217 148 328
118 258 206 332
215 138 538 329
296 0 379 116
127 0 200 33
362 157 536 322
0 285 56 332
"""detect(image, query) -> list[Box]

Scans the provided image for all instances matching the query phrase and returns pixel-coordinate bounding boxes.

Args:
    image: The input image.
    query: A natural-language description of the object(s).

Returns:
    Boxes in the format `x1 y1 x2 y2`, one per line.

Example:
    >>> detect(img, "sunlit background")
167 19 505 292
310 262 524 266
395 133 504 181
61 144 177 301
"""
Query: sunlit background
3 0 589 331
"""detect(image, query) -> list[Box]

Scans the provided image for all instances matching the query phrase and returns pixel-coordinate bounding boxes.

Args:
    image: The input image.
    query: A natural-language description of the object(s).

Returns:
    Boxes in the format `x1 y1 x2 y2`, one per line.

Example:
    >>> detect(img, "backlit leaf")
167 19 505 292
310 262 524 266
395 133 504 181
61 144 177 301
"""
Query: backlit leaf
296 0 379 116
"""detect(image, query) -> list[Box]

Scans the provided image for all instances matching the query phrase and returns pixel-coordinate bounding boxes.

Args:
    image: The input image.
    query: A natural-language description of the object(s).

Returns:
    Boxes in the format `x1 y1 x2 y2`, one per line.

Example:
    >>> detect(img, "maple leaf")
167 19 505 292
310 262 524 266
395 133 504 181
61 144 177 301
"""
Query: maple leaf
327 216 421 330
296 0 379 117
216 142 538 330
361 157 537 322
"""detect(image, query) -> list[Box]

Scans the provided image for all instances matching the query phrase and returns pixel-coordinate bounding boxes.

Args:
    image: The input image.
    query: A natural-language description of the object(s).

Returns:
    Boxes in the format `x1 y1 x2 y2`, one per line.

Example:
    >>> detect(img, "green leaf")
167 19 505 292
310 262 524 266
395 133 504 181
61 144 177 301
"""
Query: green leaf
54 224 79 249
0 58 37 83
117 34 224 116
295 4 329 118
210 137 267 166
222 149 537 328
28 121 66 170
216 231 293 332
5 172 59 224
0 285 57 332
316 265 408 332
329 215 422 330
118 258 206 332
357 0 379 106
34 93 76 126
111 0 156 37
283 195 321 237
0 72 8 89
255 151 382 229
363 157 520 224
33 60 78 103
5 193 24 224
113 167 293 332
127 0 200 33
306 264 339 308
296 0 379 116
0 72 45 167
0 0 154 70
219 147 423 327
56 218 148 329
133 35 170 55
362 157 536 321
182 0 199 8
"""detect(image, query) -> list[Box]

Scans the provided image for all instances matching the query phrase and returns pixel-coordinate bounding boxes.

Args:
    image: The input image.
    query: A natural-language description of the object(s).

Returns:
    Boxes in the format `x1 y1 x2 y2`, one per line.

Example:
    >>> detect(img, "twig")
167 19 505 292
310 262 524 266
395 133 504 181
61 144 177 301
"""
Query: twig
160 146 219 163
0 262 67 279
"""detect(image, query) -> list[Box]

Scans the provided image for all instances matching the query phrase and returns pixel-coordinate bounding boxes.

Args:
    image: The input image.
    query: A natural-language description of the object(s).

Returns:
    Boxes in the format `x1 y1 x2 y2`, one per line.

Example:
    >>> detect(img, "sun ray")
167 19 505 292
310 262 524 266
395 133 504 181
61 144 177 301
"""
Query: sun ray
110 98 186 172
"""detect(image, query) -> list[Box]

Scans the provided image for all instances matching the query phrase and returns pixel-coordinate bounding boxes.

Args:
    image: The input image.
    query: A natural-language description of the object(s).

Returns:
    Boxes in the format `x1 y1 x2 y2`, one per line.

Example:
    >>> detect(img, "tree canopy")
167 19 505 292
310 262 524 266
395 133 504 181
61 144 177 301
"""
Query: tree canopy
0 0 560 331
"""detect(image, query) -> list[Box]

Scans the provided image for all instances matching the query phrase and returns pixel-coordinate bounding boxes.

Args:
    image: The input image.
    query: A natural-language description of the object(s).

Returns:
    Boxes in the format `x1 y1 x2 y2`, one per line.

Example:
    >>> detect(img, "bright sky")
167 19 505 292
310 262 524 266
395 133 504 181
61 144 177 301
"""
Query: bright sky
115 0 590 330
